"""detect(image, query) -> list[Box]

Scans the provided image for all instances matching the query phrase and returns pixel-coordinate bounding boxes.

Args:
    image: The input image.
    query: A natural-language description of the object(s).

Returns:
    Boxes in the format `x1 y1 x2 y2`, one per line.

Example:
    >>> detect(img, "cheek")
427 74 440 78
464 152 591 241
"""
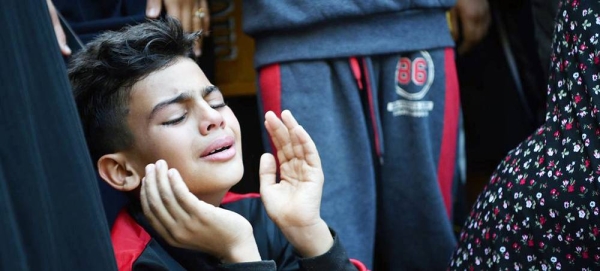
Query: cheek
140 129 194 163
224 110 241 136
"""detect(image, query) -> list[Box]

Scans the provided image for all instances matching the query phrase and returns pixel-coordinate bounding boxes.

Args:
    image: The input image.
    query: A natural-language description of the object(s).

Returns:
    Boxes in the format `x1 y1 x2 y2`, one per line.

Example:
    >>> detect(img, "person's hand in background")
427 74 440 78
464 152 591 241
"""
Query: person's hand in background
146 0 210 57
46 0 71 56
450 0 491 54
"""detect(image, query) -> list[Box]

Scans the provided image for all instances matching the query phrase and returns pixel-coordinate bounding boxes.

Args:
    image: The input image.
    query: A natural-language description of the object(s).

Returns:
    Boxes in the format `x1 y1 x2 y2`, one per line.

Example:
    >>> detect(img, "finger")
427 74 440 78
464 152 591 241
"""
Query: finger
449 8 460 42
456 8 475 55
140 176 175 244
192 2 203 57
200 0 210 36
281 110 304 159
168 167 210 220
457 5 490 54
264 120 288 164
47 0 71 55
180 2 193 33
259 153 277 189
156 160 188 221
164 1 182 28
144 163 176 227
458 36 474 55
294 125 322 168
146 0 162 18
265 111 295 162
140 177 153 221
194 39 203 58
142 164 181 244
458 21 482 54
281 110 300 128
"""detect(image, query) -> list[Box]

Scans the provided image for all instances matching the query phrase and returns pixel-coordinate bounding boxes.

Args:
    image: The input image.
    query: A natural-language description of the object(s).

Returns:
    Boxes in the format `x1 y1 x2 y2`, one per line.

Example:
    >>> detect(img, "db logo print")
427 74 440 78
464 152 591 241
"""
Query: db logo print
387 51 435 117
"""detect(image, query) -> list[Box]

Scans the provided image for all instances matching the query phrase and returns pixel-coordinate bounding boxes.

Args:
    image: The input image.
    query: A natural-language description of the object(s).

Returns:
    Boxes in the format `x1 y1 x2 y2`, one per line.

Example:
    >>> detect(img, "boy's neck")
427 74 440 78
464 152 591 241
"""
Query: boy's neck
194 190 230 207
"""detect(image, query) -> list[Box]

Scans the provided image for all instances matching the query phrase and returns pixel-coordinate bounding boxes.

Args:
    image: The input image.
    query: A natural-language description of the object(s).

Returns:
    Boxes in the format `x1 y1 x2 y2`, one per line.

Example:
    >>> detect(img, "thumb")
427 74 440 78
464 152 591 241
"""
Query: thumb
47 0 71 56
259 153 277 189
146 0 162 18
449 8 460 42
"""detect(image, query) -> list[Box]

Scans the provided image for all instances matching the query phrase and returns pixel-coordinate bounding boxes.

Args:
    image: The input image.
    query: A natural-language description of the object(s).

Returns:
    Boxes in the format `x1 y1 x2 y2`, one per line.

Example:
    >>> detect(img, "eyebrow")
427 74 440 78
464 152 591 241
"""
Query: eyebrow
148 86 221 120
203 85 219 97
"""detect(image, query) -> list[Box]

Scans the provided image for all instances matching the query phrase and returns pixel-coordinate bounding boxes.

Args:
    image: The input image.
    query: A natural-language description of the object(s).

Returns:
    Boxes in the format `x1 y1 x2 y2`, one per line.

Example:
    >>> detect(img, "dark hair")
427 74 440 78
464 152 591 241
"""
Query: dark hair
69 17 200 163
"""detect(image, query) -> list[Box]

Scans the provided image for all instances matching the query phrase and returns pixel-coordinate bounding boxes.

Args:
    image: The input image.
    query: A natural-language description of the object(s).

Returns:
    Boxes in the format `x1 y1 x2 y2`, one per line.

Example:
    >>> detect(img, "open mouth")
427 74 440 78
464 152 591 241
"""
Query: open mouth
206 145 231 156
200 136 236 160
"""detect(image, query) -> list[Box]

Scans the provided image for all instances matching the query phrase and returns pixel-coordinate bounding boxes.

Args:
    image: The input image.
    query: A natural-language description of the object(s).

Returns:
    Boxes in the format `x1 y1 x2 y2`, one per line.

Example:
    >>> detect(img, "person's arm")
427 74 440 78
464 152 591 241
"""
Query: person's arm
259 110 366 270
139 160 262 264
48 0 210 57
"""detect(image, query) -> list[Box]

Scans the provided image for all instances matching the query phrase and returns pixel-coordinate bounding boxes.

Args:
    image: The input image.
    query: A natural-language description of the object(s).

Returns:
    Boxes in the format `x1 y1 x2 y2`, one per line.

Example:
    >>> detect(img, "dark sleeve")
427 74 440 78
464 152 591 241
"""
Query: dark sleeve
219 260 277 271
220 230 365 271
132 239 278 271
297 230 364 271
132 240 184 271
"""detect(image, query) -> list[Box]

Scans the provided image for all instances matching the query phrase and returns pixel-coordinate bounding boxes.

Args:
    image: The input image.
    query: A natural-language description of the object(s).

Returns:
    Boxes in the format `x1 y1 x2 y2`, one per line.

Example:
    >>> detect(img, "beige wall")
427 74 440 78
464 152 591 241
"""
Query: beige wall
210 0 256 97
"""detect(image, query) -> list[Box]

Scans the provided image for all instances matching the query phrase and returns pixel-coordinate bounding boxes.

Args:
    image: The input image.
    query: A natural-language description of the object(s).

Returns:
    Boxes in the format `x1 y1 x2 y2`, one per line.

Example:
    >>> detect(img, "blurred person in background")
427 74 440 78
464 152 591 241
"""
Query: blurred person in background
450 0 600 269
241 0 490 269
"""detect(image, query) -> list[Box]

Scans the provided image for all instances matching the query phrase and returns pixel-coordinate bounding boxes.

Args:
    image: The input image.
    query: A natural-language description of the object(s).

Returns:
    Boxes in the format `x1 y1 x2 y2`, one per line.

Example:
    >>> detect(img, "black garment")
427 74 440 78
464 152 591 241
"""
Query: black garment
112 194 363 270
450 0 600 269
0 0 117 270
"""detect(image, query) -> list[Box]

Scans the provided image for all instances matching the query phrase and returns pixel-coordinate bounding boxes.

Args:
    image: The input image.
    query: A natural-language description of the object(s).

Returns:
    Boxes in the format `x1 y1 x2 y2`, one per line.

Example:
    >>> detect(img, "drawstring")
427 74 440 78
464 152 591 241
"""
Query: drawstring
349 57 384 165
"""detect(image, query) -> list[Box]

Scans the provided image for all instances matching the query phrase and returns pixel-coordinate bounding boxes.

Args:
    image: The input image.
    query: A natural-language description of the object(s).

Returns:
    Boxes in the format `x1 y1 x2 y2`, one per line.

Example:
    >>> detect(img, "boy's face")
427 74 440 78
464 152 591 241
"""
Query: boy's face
124 57 243 198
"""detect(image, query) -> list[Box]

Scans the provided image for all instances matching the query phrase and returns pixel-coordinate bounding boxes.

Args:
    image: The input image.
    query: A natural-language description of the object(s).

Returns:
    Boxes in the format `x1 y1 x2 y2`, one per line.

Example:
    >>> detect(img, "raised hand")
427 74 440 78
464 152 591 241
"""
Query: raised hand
146 0 210 57
450 0 491 54
259 110 333 257
140 160 260 263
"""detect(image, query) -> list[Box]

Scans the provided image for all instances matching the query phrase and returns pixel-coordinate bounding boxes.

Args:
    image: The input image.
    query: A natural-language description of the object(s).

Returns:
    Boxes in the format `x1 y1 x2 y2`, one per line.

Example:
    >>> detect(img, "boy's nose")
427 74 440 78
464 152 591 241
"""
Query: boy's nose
198 106 225 135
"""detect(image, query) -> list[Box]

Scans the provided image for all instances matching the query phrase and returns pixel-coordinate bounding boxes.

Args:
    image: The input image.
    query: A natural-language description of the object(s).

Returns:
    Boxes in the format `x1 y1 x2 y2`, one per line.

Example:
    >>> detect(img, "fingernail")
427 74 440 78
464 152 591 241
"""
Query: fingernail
194 48 201 57
63 44 71 55
147 8 158 17
146 164 154 173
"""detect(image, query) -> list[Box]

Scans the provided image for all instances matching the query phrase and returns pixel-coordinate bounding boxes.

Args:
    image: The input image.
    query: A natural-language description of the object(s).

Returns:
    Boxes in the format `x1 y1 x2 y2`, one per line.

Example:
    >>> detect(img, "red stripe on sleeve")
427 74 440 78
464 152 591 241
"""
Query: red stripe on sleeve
221 192 261 205
110 209 152 271
350 258 370 271
437 48 460 218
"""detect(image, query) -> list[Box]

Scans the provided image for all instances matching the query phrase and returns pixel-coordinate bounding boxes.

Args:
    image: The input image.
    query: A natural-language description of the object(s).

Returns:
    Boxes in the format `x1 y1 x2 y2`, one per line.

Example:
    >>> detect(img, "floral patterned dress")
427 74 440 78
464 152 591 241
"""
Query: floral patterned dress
449 0 600 270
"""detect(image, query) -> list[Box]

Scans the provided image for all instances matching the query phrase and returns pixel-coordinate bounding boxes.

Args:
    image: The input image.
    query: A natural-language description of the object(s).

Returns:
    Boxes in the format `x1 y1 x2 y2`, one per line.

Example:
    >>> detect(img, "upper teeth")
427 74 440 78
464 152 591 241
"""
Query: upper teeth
209 146 228 155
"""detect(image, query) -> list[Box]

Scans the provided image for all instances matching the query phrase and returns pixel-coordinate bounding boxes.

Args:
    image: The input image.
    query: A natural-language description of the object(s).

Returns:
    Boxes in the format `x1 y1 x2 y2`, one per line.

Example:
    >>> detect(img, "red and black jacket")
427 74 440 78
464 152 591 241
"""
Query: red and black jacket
110 192 367 270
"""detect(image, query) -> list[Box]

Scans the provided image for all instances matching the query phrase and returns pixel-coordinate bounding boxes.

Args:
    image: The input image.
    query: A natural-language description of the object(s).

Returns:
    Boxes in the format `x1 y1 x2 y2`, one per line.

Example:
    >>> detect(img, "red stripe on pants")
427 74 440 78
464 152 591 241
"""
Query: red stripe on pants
361 58 382 158
438 48 460 218
258 64 282 157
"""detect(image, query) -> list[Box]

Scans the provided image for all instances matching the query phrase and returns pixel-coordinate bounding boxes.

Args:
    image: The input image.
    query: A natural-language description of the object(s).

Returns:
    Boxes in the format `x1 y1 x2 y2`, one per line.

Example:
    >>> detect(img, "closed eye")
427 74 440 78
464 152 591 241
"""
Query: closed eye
211 102 227 110
162 113 186 126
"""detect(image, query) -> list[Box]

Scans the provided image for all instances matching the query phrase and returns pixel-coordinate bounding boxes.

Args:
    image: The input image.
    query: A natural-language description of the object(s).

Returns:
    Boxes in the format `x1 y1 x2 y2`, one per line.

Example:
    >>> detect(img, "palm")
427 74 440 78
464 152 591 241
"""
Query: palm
259 111 324 229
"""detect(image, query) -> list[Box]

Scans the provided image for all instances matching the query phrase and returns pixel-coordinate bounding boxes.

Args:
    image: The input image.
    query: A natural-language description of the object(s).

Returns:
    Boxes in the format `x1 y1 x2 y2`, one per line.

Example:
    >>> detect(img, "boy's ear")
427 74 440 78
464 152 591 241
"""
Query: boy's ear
98 153 142 192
